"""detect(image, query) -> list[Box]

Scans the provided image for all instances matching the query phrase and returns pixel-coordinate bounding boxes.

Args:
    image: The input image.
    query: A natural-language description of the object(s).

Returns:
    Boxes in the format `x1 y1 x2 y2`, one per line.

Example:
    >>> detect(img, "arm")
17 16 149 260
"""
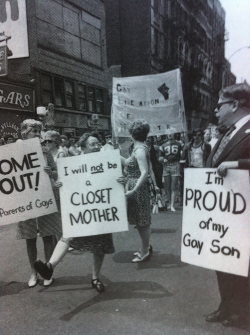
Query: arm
44 151 58 180
126 148 148 197
217 161 239 177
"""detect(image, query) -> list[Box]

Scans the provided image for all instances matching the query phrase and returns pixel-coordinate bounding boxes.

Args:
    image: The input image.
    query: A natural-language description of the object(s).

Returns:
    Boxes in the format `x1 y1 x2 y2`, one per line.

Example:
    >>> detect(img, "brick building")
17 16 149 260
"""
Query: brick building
105 0 236 131
0 0 110 140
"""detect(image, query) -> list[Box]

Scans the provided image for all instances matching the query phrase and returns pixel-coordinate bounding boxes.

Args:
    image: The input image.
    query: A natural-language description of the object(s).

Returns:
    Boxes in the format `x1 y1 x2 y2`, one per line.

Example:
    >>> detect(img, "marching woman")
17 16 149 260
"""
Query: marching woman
119 119 152 262
16 119 62 288
34 133 115 292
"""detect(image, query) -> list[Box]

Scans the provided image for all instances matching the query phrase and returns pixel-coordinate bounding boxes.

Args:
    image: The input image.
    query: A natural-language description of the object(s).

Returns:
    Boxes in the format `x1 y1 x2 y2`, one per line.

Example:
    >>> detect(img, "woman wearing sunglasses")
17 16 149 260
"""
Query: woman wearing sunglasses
180 128 211 168
16 120 62 288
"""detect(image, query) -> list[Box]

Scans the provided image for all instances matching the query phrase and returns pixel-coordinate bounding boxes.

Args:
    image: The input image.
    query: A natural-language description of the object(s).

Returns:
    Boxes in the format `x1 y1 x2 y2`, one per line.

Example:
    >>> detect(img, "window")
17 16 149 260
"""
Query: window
96 89 103 113
40 72 105 114
41 74 53 105
65 81 74 108
87 87 95 112
78 84 87 111
54 77 64 107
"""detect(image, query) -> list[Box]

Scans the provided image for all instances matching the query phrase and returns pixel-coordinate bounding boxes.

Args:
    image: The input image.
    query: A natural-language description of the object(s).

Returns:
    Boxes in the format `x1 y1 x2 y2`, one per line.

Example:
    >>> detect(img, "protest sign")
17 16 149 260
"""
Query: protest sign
181 168 250 277
112 68 187 137
57 149 128 238
0 138 58 226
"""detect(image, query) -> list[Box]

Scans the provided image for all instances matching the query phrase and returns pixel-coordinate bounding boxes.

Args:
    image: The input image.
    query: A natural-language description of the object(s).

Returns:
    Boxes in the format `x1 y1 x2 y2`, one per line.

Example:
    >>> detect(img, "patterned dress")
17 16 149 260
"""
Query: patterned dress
64 233 115 255
16 150 62 239
126 145 151 227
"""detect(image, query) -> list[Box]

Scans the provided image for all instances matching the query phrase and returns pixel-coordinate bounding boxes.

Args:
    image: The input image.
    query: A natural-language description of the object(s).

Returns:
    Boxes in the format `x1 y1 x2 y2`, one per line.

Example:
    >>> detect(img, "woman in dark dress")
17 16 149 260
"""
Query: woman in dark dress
34 133 115 292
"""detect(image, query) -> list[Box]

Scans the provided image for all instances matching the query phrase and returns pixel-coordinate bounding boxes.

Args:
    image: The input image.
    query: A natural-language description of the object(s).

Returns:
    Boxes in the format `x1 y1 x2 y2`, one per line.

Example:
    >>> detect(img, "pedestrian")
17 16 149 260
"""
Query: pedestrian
101 132 115 151
205 83 250 328
180 128 211 168
159 133 182 211
59 135 69 156
118 119 152 262
34 133 116 292
209 126 220 149
4 134 14 144
68 137 80 156
16 119 62 288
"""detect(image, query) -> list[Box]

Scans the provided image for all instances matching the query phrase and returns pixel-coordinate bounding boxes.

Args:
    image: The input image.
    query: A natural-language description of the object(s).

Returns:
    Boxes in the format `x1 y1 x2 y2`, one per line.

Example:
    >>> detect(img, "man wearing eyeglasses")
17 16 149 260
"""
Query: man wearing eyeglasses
205 83 250 329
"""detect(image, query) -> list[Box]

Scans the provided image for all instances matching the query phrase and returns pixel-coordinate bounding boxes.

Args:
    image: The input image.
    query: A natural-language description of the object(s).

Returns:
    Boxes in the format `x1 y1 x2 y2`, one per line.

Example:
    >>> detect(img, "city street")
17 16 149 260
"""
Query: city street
0 206 248 335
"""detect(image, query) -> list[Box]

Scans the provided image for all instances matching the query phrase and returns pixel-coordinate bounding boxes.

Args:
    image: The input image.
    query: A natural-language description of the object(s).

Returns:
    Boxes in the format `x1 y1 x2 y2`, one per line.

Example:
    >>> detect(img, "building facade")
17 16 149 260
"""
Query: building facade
105 0 236 131
0 0 110 140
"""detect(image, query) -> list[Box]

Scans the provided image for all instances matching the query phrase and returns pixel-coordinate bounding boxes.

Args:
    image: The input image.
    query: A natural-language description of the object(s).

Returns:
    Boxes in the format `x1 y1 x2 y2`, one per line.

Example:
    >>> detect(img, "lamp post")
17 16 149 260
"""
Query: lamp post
228 46 250 60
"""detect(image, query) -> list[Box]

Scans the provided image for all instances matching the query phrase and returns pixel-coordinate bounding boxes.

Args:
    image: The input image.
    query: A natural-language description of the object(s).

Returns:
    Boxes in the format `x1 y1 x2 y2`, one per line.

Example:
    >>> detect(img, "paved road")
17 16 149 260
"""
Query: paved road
0 207 248 335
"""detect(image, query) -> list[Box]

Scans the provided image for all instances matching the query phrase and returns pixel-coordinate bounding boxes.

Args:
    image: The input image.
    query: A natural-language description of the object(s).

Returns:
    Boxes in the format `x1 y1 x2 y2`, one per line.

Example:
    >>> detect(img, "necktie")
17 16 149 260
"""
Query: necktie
212 126 236 164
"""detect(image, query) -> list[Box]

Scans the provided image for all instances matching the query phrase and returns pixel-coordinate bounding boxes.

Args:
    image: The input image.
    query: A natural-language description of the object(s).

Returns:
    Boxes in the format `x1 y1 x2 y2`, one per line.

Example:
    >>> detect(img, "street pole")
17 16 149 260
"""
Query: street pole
228 46 250 60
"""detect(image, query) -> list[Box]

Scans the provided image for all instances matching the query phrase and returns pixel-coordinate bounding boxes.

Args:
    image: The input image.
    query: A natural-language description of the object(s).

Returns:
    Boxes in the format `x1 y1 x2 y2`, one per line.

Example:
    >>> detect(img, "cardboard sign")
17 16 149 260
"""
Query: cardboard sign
0 138 58 226
112 69 187 137
181 168 250 277
57 149 128 238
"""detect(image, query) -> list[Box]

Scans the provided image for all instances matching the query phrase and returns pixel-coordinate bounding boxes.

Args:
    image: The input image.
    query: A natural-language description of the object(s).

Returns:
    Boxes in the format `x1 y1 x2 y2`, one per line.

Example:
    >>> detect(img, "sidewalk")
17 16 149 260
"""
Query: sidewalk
0 208 248 335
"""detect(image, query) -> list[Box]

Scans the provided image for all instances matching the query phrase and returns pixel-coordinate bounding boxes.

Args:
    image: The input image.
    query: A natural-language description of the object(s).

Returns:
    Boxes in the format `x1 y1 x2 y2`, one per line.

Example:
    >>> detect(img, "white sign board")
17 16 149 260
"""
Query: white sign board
0 0 29 58
0 138 58 226
181 168 250 277
57 149 128 238
112 69 187 137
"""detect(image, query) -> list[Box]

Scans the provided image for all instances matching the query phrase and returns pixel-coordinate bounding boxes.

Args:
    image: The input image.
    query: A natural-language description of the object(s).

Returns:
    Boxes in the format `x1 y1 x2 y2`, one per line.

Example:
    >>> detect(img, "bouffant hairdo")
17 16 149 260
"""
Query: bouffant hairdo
79 132 100 148
129 119 150 142
44 130 61 147
20 119 42 139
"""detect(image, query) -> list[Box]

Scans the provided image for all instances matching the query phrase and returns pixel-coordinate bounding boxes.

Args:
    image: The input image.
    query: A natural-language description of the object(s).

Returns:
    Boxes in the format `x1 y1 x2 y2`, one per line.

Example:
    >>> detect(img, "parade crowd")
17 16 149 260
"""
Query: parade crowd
1 83 249 330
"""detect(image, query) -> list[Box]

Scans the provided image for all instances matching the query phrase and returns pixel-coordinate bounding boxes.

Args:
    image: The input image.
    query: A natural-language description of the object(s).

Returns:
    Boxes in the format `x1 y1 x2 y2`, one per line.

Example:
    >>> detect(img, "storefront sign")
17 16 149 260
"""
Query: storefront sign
0 121 19 139
0 83 34 112
0 45 7 76
0 138 58 226
112 69 187 137
0 0 29 58
181 168 250 277
57 149 128 238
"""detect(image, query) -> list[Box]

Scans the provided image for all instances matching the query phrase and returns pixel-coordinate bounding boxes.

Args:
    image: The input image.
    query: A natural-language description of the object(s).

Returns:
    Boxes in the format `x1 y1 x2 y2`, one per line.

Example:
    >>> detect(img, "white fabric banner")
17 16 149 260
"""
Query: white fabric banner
181 168 250 277
0 138 57 226
57 149 128 238
112 69 186 137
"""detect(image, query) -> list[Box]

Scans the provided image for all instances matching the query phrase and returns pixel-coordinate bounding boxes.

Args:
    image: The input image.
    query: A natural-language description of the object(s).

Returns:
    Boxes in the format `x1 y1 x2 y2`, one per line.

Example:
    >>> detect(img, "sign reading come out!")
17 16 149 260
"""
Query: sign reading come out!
181 168 250 277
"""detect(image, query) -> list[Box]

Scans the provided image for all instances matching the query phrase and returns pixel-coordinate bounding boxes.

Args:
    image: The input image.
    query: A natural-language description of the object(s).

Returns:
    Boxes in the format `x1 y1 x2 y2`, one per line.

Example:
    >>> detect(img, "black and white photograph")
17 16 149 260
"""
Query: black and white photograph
0 0 250 334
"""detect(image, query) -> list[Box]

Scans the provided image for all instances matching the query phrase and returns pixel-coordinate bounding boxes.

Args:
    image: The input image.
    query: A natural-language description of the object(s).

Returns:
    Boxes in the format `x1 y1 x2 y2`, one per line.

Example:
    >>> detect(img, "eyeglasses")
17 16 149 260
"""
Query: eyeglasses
215 100 234 110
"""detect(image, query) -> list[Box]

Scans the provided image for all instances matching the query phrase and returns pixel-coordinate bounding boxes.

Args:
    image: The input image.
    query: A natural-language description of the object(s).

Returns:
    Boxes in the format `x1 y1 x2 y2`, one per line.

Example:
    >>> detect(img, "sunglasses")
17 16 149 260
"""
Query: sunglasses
216 100 234 110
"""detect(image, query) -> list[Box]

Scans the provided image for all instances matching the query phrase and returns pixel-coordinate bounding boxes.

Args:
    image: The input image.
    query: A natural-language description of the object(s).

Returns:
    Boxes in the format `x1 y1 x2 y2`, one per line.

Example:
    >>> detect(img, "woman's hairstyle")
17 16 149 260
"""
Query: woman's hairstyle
20 119 42 139
44 130 61 147
220 83 250 109
79 132 100 148
129 119 150 141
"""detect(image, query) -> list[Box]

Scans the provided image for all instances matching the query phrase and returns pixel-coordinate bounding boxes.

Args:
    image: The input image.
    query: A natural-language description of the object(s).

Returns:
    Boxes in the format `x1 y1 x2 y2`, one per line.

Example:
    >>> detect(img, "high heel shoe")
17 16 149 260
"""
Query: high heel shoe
132 251 150 263
91 278 105 292
133 245 153 256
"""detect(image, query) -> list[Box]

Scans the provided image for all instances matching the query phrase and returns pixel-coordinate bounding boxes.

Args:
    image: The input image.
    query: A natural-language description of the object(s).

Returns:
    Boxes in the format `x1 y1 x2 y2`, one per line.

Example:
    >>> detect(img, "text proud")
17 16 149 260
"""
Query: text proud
181 168 250 277
57 149 128 238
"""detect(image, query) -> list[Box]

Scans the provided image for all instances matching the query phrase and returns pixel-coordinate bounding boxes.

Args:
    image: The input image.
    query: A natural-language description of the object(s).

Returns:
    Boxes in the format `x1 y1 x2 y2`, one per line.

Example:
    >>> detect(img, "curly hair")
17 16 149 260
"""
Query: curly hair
129 119 150 142
20 119 42 139
78 132 100 148
44 130 61 147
